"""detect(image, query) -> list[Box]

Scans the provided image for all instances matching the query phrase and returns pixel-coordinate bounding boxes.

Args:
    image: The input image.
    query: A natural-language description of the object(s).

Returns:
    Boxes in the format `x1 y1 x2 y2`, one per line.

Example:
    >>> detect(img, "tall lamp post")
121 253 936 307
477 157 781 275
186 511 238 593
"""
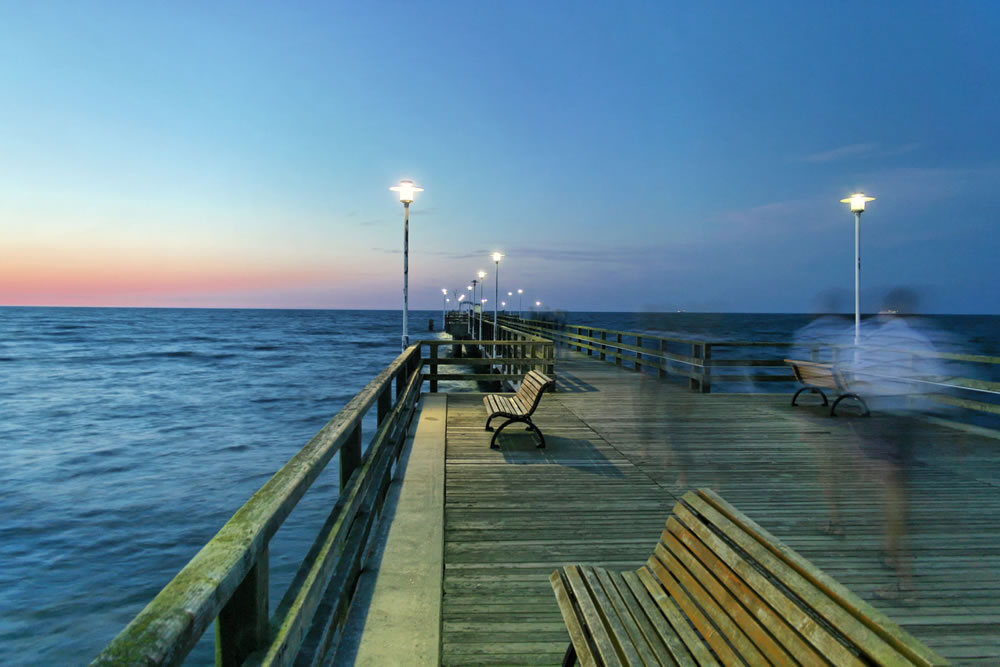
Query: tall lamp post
441 288 448 330
389 179 423 350
517 288 523 319
476 270 486 339
480 298 487 340
840 192 875 346
491 252 503 356
470 280 478 337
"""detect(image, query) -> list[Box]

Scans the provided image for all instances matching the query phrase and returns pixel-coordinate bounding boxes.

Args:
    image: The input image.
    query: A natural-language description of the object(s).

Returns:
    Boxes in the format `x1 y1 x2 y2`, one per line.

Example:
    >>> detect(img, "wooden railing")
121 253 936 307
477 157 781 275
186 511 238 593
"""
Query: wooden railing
427 315 554 390
498 316 1000 416
498 316 791 393
93 345 424 666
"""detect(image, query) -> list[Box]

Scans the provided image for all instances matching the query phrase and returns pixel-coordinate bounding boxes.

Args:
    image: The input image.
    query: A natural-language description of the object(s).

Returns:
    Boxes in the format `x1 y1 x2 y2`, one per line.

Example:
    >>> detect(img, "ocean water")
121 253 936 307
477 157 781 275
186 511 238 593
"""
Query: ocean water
0 307 442 665
1 307 997 664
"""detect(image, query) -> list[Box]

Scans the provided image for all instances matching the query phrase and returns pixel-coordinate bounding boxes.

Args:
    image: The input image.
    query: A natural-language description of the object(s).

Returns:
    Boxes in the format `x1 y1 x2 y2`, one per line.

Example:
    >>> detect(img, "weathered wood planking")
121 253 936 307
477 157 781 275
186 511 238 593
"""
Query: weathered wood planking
439 350 1000 665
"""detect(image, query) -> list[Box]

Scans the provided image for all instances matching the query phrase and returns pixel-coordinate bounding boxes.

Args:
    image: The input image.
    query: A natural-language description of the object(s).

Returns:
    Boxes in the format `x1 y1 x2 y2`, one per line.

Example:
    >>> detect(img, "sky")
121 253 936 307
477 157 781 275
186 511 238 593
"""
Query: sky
1 1 998 313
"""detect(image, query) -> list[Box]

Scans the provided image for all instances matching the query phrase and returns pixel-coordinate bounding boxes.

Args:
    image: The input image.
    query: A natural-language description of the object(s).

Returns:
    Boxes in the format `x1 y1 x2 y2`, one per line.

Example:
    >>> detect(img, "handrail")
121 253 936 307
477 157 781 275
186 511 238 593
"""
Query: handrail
423 318 555 389
499 316 1000 414
93 344 424 666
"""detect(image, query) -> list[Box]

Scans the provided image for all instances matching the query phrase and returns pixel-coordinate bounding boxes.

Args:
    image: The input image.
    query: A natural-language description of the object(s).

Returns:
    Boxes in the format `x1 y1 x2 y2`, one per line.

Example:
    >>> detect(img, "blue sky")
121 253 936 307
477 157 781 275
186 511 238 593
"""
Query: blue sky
1 1 998 312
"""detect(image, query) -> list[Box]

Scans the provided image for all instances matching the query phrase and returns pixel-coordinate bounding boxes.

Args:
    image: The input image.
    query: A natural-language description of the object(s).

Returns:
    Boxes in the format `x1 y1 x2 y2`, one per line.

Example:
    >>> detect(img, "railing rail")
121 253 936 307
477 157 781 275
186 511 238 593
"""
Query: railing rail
498 316 1000 415
93 345 424 666
429 315 554 389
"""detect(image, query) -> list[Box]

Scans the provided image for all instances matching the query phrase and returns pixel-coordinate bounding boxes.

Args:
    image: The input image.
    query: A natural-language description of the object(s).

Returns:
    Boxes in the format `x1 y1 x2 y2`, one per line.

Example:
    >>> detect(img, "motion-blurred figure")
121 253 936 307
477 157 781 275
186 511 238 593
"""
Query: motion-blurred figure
849 288 949 604
790 293 857 537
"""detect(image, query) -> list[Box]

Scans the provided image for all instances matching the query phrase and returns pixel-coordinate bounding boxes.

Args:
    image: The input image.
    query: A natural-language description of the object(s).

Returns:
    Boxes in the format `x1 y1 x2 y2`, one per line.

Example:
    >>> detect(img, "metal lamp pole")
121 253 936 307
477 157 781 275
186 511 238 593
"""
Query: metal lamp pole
841 193 874 346
491 252 503 357
470 280 478 337
517 288 523 319
441 288 448 331
390 180 423 351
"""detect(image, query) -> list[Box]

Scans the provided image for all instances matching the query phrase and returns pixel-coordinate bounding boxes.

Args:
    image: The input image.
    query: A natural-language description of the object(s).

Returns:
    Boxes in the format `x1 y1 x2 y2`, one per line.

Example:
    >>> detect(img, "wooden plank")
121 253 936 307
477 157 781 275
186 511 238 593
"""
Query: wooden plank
549 570 597 667
662 520 826 665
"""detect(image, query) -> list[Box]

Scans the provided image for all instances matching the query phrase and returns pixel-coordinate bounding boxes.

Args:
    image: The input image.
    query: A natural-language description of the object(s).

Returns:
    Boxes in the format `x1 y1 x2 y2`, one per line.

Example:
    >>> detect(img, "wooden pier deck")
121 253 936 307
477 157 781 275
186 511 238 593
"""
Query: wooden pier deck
439 350 1000 665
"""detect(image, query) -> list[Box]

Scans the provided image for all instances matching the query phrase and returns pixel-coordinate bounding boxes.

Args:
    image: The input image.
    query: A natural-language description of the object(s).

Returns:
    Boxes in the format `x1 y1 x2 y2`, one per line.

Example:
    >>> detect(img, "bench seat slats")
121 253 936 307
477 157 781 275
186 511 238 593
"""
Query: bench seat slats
551 489 948 667
658 529 797 666
680 493 915 666
580 567 646 666
549 570 599 667
645 554 742 666
599 569 678 667
694 488 946 667
651 543 768 665
621 571 695 667
564 565 625 667
635 567 719 666
663 518 826 665
670 502 866 666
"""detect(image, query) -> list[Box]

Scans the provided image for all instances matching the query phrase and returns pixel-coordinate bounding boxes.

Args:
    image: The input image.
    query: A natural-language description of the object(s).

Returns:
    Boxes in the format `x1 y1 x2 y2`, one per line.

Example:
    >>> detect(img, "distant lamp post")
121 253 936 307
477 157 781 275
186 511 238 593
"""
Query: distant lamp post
480 298 487 340
840 192 875 345
491 252 504 357
442 288 448 330
470 280 479 336
517 288 524 319
476 271 486 339
389 179 423 350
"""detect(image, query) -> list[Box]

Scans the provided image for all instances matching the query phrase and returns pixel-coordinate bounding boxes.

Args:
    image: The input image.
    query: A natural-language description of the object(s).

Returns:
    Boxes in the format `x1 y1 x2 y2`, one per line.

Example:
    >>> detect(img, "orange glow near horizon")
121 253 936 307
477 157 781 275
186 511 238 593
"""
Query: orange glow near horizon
0 245 361 307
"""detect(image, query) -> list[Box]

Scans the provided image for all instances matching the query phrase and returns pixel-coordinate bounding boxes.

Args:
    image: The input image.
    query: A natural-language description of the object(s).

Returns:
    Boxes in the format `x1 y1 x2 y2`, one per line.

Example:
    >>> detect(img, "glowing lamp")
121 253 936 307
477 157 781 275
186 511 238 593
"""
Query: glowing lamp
390 179 423 204
841 193 875 213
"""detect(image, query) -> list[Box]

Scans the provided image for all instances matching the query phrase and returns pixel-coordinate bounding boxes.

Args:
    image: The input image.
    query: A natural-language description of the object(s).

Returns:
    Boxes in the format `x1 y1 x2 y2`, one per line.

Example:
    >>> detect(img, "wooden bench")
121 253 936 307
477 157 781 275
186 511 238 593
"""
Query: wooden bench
785 358 870 417
550 488 948 667
483 370 555 449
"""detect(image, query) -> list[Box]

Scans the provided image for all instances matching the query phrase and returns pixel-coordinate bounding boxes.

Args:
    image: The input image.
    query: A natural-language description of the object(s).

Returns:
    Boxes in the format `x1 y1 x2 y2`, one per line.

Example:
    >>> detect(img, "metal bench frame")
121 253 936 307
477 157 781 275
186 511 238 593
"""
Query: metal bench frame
786 358 870 417
483 370 554 449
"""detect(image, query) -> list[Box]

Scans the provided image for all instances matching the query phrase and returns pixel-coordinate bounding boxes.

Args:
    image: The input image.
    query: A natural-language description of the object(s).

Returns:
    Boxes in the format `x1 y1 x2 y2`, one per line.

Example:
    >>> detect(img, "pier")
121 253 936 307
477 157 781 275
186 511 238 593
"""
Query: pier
95 317 1000 665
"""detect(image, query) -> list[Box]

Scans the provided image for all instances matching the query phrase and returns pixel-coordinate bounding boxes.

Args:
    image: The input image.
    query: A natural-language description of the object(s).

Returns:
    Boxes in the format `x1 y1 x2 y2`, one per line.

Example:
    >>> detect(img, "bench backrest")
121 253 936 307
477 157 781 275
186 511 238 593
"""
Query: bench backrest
513 370 554 414
785 359 840 391
642 489 947 666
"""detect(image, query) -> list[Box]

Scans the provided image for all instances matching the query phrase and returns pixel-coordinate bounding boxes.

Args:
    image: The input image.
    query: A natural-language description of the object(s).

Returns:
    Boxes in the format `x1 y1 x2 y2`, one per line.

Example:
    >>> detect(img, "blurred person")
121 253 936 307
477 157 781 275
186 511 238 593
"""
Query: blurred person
790 294 857 537
848 287 950 604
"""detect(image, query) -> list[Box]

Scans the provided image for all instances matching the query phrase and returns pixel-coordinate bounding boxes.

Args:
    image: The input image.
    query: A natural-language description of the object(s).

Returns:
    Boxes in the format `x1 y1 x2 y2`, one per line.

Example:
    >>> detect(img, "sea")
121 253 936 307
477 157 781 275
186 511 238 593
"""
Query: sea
1 307 997 664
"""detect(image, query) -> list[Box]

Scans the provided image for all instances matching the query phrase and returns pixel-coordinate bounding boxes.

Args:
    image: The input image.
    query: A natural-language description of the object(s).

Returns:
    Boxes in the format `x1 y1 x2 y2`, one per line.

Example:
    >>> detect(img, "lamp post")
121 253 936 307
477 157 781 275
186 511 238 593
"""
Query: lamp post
840 192 875 346
470 280 478 337
458 293 467 335
389 179 423 350
480 298 486 340
491 252 503 357
517 288 523 319
441 288 448 330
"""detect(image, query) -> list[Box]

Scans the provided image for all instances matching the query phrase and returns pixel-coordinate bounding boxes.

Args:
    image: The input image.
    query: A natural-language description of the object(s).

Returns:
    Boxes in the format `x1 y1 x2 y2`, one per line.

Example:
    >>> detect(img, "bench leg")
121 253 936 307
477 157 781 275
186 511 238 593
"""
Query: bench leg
831 394 870 417
561 643 577 667
490 418 519 449
490 417 545 449
792 387 828 407
485 415 495 432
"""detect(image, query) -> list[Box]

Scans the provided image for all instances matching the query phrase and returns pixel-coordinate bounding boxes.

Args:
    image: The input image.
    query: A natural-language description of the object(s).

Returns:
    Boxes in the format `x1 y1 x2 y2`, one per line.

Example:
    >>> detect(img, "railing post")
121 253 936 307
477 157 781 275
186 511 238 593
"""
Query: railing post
689 343 701 392
635 336 643 373
588 329 594 356
600 331 607 361
702 343 712 393
215 547 269 667
616 333 623 366
658 339 667 378
377 386 391 426
429 343 438 393
340 423 362 490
